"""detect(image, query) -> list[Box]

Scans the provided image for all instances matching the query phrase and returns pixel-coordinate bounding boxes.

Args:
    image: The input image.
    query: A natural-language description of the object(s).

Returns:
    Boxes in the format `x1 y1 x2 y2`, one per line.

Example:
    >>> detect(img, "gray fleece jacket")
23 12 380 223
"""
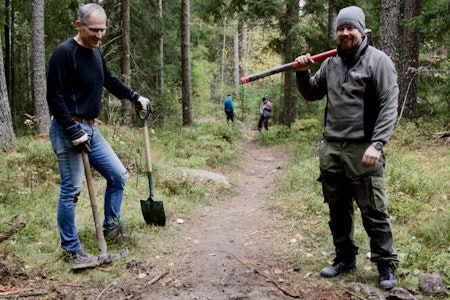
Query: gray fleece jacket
295 37 398 145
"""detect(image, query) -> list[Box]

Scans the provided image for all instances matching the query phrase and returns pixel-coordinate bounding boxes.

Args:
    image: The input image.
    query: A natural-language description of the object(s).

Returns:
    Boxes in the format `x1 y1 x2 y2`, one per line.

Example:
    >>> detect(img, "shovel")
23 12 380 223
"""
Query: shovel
73 151 129 270
137 108 166 226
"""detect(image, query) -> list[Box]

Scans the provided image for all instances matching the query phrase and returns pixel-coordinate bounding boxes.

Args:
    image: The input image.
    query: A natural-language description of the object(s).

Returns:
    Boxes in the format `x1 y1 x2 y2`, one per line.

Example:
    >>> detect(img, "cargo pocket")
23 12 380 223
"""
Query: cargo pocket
371 176 388 213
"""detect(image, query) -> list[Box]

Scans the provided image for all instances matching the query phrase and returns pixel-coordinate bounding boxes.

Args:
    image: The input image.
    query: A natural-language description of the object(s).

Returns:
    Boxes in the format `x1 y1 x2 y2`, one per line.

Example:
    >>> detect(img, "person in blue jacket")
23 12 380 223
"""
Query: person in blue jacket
47 3 151 265
223 94 235 123
294 6 399 291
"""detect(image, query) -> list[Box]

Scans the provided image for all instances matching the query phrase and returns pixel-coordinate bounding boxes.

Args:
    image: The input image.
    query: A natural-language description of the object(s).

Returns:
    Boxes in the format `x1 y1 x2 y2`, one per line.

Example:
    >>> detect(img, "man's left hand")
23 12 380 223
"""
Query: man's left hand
134 96 152 112
362 145 381 168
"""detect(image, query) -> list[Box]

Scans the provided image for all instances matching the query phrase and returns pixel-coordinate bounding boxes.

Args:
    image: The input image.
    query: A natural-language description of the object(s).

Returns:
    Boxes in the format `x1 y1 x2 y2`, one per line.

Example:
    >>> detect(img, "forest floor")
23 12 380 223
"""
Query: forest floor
91 127 351 300
1 127 376 299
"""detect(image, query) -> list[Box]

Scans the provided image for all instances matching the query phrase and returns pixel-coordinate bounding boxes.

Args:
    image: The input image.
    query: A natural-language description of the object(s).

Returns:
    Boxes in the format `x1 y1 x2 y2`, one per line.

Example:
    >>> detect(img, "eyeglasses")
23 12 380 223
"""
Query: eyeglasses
86 27 107 34
81 23 107 34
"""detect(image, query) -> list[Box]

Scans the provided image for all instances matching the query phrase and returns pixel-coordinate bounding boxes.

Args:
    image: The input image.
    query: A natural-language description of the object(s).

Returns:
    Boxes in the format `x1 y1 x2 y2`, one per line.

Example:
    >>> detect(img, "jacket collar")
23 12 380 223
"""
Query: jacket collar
337 36 369 65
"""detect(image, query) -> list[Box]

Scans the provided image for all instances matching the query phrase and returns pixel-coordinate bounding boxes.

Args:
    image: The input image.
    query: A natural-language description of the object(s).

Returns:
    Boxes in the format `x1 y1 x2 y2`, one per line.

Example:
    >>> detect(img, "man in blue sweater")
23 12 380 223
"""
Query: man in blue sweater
223 94 235 123
47 3 151 264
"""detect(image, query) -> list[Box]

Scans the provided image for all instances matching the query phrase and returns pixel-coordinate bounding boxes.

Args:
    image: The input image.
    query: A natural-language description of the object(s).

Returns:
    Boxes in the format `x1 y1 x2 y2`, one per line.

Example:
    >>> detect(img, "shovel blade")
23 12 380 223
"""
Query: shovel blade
141 199 166 226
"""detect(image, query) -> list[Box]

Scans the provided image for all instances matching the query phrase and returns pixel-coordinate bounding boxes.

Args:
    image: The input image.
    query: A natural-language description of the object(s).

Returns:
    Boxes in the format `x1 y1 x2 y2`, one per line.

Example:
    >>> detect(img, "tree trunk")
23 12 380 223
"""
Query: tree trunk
379 0 400 64
4 0 13 116
0 34 16 152
221 17 226 95
120 0 133 126
181 0 192 126
327 0 337 40
157 0 164 97
240 17 249 120
233 17 239 88
5 0 16 125
156 0 165 127
281 0 298 127
241 19 248 77
31 0 49 134
398 0 422 120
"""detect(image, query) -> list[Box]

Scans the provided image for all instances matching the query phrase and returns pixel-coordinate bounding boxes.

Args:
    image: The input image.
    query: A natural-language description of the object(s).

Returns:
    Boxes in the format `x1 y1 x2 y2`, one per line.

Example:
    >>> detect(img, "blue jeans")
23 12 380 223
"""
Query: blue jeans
49 119 129 252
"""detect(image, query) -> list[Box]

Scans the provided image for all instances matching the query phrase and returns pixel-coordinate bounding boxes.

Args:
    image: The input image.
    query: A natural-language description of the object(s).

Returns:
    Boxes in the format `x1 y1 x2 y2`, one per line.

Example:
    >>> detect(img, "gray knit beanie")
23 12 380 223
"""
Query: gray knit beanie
336 6 365 36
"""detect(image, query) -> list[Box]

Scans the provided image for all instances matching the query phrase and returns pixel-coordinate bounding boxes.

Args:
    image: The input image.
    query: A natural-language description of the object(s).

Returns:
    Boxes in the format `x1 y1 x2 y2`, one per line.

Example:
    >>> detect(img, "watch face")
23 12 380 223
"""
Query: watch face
374 142 383 150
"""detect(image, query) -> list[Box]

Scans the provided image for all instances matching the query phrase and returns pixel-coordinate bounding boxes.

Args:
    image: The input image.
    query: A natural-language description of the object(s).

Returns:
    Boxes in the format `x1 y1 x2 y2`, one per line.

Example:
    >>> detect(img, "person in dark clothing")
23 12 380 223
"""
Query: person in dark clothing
47 3 151 264
223 94 235 123
258 97 272 131
294 6 399 290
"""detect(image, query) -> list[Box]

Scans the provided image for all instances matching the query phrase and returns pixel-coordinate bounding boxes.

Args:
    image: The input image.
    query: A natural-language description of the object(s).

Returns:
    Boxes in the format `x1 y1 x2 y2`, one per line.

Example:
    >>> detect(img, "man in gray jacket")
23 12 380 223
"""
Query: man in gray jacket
294 6 399 290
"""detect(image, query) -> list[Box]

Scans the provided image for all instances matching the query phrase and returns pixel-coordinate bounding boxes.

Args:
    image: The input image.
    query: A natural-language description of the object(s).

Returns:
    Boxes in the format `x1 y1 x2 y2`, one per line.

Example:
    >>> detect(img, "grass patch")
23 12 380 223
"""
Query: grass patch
0 120 242 286
266 118 450 292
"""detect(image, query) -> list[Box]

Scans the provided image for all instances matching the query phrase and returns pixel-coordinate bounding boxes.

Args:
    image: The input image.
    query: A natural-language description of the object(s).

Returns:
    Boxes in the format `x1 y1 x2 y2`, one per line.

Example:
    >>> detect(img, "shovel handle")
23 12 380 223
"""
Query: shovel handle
81 151 108 260
142 121 153 173
142 119 155 199
136 108 156 199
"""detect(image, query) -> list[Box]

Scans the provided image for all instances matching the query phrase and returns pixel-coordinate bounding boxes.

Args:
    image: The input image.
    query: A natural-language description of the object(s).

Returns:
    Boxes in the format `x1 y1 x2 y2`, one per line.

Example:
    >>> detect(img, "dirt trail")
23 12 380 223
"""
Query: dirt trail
0 128 351 299
135 129 292 299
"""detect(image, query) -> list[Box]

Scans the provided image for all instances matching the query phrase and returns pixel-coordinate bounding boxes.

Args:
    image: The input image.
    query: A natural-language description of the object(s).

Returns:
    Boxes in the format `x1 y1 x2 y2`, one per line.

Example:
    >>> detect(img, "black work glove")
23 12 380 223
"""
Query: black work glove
66 124 91 153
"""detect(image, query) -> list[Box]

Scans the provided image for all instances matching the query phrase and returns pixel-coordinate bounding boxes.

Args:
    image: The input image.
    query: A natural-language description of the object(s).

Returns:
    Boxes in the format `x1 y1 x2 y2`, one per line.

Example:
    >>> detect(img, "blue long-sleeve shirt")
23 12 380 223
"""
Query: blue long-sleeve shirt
46 38 139 130
224 96 234 112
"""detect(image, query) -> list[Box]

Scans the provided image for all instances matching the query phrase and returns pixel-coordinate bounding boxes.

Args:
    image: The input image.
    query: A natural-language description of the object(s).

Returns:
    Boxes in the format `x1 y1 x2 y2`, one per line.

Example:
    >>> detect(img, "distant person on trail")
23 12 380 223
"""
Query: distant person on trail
224 94 235 123
258 97 272 131
46 3 151 265
294 6 399 291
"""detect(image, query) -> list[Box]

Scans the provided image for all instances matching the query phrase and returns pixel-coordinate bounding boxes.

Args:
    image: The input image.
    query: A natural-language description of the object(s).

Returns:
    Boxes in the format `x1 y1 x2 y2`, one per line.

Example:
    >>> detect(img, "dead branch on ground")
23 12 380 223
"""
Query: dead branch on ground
0 288 48 299
218 250 301 298
0 215 26 244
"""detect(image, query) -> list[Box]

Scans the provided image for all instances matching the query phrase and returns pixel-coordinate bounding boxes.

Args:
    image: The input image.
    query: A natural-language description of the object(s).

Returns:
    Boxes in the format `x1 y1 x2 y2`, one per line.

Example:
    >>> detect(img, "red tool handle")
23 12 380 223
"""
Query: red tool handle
292 49 338 68
240 49 337 84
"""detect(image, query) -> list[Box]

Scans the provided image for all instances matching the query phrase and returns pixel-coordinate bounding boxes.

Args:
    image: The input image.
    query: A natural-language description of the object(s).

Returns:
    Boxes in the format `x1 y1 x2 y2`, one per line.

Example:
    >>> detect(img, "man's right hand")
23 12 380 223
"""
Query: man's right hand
294 54 315 71
66 124 91 153
72 132 91 153
134 96 152 113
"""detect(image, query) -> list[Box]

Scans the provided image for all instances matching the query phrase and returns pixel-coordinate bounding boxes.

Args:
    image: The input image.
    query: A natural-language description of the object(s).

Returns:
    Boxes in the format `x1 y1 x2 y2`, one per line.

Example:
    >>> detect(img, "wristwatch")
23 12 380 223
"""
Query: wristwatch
372 141 384 151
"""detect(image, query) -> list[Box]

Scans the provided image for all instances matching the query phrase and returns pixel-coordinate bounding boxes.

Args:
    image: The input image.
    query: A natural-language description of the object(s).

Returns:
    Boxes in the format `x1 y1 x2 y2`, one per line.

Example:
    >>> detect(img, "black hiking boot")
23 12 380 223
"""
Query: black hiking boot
377 261 398 290
320 258 357 278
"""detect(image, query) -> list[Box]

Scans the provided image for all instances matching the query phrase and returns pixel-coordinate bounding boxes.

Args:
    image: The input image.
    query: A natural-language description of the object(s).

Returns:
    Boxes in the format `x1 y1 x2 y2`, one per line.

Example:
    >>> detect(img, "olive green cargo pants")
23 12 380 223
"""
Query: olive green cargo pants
318 140 398 267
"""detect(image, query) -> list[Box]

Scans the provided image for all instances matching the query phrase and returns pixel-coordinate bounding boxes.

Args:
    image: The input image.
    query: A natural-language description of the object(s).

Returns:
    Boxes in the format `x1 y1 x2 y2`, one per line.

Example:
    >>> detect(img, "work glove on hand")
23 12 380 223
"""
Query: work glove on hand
133 96 153 113
66 124 91 153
